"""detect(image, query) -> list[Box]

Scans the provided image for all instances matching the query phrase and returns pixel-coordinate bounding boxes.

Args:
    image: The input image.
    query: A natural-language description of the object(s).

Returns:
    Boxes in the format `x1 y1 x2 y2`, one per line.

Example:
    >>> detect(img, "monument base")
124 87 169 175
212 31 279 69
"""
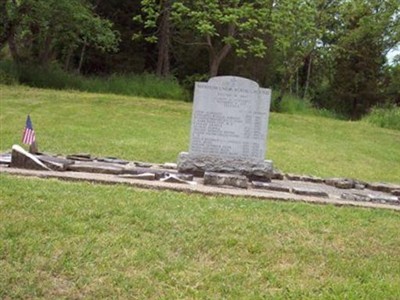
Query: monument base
177 152 273 182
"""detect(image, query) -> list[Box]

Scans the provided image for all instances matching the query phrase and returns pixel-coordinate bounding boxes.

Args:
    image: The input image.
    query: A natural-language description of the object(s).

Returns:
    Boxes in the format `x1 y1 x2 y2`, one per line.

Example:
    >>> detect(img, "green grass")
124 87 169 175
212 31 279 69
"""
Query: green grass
273 94 343 119
1 84 399 183
0 60 187 101
1 175 399 299
363 106 400 131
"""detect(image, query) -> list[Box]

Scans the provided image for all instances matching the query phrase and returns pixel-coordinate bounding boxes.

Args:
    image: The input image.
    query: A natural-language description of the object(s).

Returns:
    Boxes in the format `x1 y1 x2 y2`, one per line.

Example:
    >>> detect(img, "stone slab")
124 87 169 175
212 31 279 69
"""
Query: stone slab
340 193 369 202
292 187 329 198
252 181 291 193
177 152 273 180
161 162 177 169
134 161 153 168
367 182 400 193
0 153 11 165
203 172 248 189
161 174 196 185
285 174 324 183
190 76 271 161
67 161 124 174
367 194 399 205
37 155 74 171
97 157 130 165
66 153 92 161
10 145 50 171
123 168 168 180
119 173 156 180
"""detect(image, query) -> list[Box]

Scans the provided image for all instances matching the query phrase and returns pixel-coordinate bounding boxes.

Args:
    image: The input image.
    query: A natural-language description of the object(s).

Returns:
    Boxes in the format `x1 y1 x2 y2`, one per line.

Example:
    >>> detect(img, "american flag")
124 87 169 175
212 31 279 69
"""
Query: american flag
22 115 36 145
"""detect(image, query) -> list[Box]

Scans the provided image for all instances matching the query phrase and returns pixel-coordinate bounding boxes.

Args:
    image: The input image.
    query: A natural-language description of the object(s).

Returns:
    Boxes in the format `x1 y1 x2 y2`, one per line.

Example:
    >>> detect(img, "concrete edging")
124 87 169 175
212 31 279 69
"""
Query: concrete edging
1 167 399 211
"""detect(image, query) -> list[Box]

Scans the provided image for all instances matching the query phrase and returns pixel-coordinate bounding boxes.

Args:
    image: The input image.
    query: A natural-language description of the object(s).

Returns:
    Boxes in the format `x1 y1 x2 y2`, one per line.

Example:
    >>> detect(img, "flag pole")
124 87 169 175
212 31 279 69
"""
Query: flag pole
29 141 38 154
28 112 38 154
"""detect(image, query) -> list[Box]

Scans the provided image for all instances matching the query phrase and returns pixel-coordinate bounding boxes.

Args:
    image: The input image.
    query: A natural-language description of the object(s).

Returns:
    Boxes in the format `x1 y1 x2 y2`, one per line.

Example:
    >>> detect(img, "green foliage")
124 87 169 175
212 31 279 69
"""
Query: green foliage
272 94 344 119
0 60 186 100
135 0 272 75
0 61 18 84
363 106 400 130
2 0 120 64
311 0 400 120
1 175 400 298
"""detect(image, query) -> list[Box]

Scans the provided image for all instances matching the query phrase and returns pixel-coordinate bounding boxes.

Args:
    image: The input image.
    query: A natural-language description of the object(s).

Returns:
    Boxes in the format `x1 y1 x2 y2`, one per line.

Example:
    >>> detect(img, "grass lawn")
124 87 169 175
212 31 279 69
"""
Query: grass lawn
1 84 399 183
1 85 400 298
1 175 400 299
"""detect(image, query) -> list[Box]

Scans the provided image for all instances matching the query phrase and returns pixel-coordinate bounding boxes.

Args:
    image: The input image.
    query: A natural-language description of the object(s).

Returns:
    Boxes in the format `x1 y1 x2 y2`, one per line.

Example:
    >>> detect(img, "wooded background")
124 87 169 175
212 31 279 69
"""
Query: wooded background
1 0 399 119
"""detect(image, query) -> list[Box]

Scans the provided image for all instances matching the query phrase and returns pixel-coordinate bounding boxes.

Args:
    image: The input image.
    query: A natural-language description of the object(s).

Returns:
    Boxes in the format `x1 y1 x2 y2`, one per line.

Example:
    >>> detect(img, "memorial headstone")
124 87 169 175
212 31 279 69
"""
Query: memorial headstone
178 76 273 181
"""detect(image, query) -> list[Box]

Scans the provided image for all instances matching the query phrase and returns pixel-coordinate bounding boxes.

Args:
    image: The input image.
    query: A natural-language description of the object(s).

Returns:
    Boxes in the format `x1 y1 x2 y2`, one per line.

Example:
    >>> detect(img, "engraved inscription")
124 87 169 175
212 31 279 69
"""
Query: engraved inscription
189 76 271 160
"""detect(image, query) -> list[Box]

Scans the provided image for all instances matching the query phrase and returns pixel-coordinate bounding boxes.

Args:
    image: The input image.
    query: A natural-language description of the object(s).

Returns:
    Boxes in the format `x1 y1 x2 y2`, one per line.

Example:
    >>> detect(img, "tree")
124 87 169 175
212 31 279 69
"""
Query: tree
133 0 172 76
329 0 400 118
135 0 272 77
1 0 120 69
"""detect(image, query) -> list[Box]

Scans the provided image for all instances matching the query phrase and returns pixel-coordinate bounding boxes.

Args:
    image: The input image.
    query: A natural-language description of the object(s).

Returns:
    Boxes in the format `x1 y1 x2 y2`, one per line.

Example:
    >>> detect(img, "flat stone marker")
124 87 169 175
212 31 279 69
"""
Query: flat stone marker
10 144 50 171
178 76 273 180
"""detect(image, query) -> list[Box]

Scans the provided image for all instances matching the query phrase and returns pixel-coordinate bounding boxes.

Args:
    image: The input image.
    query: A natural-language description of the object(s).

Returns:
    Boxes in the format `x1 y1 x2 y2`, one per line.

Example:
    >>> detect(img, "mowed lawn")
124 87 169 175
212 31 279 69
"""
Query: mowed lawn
1 175 400 299
1 84 399 183
1 85 400 298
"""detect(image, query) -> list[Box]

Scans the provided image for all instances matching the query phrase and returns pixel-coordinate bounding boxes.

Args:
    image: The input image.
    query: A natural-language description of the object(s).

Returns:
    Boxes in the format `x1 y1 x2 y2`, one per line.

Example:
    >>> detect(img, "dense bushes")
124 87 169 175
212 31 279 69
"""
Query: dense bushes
0 60 187 101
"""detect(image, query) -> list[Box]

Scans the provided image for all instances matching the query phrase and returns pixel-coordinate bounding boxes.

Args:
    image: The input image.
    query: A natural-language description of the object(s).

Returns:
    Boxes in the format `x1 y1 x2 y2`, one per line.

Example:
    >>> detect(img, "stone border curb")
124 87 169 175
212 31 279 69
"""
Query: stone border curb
1 167 399 212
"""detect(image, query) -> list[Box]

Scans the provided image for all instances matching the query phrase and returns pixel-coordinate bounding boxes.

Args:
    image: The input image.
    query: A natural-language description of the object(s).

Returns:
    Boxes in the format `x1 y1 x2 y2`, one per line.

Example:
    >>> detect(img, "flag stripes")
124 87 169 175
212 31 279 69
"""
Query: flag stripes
22 115 36 145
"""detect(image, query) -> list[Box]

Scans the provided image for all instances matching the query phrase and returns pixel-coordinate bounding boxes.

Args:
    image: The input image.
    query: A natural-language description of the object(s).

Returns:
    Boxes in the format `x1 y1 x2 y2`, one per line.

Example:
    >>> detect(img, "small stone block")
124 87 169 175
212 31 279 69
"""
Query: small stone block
285 173 302 181
292 187 328 198
123 168 167 180
252 181 291 193
367 182 400 193
325 178 355 189
160 174 196 185
271 169 284 180
354 184 366 190
340 193 369 202
367 194 399 205
177 152 273 180
392 190 400 197
161 163 177 169
66 154 93 161
203 172 248 189
134 161 153 168
0 153 11 165
302 175 324 183
97 157 129 165
173 173 194 181
119 173 156 180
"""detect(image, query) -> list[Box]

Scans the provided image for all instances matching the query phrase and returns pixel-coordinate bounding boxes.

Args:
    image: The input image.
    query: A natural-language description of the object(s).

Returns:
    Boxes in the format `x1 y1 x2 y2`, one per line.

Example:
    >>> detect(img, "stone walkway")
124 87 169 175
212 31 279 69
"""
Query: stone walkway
1 166 399 211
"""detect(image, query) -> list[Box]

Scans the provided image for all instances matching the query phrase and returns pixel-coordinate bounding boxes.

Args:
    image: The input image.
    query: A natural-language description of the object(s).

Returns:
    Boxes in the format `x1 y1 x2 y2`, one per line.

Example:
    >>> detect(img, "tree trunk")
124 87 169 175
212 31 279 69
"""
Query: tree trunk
207 24 235 77
8 27 20 62
64 47 74 70
77 40 87 74
303 53 312 99
39 34 53 65
209 42 232 77
156 1 171 77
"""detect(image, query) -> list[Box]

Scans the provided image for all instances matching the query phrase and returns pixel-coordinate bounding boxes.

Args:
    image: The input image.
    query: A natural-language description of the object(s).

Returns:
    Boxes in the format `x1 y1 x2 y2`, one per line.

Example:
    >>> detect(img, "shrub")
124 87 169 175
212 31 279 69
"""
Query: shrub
363 106 400 130
0 60 186 101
